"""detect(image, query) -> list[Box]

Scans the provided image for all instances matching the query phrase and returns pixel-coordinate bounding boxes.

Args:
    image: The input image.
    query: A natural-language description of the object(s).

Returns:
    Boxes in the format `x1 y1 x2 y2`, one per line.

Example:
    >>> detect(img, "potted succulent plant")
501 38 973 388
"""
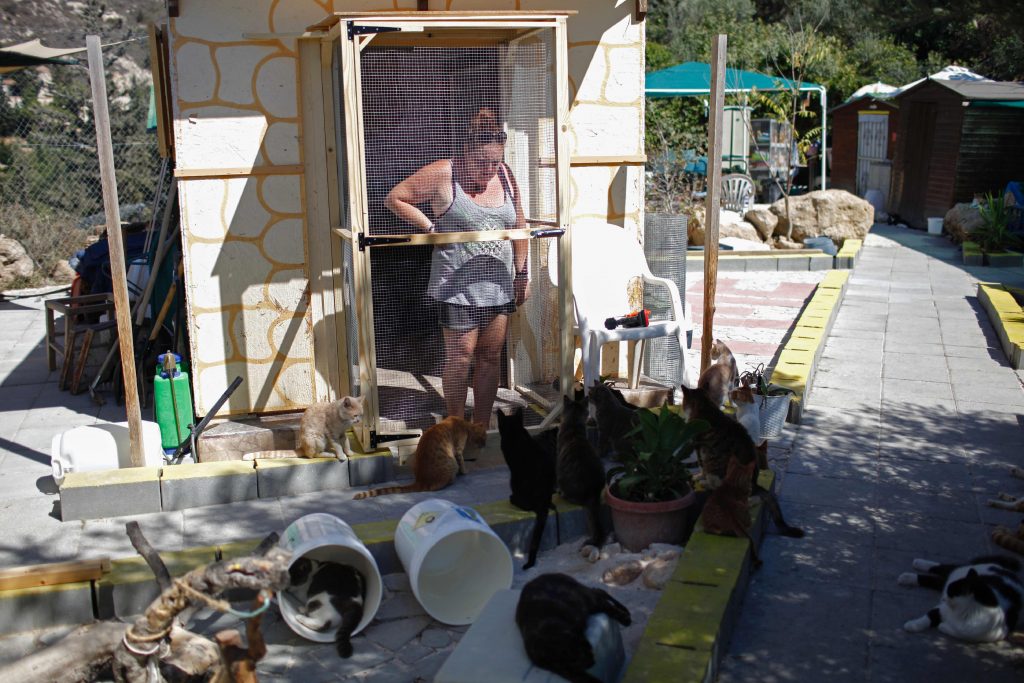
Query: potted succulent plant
966 194 1023 267
605 405 707 551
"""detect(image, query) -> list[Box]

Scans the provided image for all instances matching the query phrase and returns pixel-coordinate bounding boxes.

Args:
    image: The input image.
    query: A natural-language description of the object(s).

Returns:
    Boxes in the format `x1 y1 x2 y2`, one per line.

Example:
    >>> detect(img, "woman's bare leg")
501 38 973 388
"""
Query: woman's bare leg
442 327 478 420
471 313 509 427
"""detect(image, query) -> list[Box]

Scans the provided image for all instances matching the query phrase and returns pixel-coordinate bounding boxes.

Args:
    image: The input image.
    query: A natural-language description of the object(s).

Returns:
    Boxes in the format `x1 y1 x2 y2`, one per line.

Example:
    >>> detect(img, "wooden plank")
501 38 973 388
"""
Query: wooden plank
555 17 573 399
70 328 94 395
174 164 304 179
300 38 339 403
146 25 169 159
701 35 727 376
0 558 111 591
307 11 576 31
87 35 144 467
570 155 647 166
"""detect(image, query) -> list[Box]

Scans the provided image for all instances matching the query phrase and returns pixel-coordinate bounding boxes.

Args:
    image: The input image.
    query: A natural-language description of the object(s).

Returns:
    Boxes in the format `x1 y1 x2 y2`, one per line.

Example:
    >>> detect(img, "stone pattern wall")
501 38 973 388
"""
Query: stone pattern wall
171 0 644 416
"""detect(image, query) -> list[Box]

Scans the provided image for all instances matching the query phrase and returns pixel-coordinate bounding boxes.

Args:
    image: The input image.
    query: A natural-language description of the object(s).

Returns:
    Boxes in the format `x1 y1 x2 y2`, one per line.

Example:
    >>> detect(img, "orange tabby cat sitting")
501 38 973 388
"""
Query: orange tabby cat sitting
355 417 486 499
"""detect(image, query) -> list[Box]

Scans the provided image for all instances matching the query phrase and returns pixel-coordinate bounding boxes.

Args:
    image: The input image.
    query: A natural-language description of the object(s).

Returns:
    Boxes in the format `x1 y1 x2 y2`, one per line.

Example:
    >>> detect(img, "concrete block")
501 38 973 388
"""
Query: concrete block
963 251 983 266
0 582 96 634
985 252 1023 268
777 256 810 271
160 461 257 512
809 255 834 271
95 548 219 619
743 257 777 271
347 453 394 487
60 467 162 521
255 457 349 498
717 258 747 272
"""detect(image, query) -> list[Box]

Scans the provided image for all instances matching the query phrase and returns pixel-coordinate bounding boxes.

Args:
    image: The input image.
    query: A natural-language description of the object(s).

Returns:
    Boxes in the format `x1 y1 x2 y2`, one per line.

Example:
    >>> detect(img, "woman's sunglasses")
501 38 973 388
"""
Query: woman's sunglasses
470 131 507 145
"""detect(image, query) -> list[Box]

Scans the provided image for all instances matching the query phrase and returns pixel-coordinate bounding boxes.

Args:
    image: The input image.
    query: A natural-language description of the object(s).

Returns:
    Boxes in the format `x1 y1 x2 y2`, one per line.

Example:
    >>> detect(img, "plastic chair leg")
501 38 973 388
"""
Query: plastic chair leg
628 339 644 390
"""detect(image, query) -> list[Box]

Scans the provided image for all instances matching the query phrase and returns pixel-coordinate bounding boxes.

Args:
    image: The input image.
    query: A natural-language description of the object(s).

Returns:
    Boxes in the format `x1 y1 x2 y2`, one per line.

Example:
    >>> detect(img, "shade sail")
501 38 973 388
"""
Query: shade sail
646 61 821 97
0 39 83 74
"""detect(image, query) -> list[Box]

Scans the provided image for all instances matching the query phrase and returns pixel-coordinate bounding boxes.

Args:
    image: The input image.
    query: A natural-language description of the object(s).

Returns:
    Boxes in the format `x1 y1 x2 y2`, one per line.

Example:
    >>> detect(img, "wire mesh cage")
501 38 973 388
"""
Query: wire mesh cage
643 212 689 387
335 21 566 437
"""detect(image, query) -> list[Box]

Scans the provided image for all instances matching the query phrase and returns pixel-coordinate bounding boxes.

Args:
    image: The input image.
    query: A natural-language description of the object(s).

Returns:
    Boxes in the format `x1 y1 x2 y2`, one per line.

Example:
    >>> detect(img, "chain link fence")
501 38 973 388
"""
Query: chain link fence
0 67 163 289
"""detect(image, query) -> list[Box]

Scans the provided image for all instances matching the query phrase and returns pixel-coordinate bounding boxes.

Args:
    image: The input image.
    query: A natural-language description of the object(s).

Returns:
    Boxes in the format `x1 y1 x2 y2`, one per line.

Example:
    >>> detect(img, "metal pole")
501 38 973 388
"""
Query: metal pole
820 87 828 189
87 35 144 466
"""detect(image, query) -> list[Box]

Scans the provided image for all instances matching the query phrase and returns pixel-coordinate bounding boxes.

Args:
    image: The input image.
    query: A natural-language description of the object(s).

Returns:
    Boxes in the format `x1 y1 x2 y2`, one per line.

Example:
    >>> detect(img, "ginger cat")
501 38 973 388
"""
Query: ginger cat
354 417 486 499
243 397 362 462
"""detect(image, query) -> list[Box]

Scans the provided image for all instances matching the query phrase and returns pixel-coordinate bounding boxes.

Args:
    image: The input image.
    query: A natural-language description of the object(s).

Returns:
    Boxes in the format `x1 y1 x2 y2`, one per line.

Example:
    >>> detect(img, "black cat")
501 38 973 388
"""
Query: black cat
496 407 560 570
287 558 365 658
557 394 607 548
516 573 632 683
589 381 638 460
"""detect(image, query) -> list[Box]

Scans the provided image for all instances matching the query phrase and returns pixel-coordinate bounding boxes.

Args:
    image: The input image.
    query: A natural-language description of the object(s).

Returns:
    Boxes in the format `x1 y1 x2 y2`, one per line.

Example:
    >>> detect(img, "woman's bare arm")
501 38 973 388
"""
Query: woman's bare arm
385 160 451 232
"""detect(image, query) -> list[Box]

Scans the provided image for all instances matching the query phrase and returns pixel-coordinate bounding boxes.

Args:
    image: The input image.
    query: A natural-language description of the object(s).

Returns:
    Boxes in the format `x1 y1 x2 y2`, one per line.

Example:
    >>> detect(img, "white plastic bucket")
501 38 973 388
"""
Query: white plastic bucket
51 421 165 486
927 217 943 234
277 513 383 642
395 499 513 625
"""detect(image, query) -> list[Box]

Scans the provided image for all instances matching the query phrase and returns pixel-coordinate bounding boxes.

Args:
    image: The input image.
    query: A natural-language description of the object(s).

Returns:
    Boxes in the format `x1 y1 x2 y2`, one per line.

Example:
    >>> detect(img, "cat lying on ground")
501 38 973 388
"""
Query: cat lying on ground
516 573 631 683
898 555 1023 642
284 557 365 658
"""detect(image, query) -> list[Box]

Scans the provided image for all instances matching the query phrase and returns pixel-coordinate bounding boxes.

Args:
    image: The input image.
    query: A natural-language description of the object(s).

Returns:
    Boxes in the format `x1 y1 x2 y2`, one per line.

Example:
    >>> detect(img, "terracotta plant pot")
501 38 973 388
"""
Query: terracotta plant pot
605 485 697 552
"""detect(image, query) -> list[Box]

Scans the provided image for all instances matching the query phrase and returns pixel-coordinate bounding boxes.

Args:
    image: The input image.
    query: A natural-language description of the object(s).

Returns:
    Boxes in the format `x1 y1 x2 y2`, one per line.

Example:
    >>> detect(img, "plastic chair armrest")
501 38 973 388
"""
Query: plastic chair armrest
641 273 690 328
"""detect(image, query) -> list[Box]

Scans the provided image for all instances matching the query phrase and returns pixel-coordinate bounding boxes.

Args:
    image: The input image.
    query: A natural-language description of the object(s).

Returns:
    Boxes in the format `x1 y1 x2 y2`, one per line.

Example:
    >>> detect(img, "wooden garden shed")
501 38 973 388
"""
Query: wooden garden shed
829 95 898 200
163 1 648 448
889 78 1024 228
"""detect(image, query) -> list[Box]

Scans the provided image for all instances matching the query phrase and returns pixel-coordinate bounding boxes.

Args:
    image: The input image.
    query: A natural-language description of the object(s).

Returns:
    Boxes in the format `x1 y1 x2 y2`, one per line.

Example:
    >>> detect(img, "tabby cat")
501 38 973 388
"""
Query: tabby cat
496 407 560 570
516 573 631 683
589 381 638 460
700 455 762 567
899 555 1023 642
697 339 739 408
285 557 365 658
557 394 607 548
354 417 486 499
243 397 363 461
681 385 803 538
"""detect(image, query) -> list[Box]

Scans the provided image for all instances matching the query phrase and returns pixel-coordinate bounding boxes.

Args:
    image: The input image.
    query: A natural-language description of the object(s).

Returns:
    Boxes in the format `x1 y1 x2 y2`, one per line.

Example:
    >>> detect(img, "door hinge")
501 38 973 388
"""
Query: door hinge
357 233 412 251
347 22 402 41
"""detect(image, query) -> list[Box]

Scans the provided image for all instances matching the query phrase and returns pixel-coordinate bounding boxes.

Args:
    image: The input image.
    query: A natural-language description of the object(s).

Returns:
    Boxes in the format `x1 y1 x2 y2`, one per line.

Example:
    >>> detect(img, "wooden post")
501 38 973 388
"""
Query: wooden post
87 35 145 467
701 34 727 375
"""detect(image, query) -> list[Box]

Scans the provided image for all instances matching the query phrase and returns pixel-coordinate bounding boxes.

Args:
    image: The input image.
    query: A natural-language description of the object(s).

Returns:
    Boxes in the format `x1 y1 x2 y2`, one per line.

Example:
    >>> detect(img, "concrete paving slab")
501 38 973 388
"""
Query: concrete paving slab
870 508 990 557
882 339 946 355
952 383 1024 406
778 472 875 511
786 445 879 480
881 378 954 402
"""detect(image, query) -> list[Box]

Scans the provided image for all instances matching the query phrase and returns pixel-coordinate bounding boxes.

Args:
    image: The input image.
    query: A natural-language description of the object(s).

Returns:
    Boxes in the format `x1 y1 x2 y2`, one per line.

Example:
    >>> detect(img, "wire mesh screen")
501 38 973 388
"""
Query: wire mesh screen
355 31 559 431
643 213 689 387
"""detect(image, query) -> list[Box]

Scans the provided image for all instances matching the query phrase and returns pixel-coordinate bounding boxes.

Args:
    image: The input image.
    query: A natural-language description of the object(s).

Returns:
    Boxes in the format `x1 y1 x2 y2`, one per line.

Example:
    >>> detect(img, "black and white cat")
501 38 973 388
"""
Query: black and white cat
286 557 366 658
898 555 1023 642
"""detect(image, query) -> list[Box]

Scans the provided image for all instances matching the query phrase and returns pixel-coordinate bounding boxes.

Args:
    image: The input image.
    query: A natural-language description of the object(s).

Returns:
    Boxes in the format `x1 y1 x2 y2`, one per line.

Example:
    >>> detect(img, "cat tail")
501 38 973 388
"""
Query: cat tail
550 501 561 545
584 500 605 548
353 483 422 499
333 600 363 659
592 587 632 626
524 508 548 571
242 449 303 461
751 482 804 538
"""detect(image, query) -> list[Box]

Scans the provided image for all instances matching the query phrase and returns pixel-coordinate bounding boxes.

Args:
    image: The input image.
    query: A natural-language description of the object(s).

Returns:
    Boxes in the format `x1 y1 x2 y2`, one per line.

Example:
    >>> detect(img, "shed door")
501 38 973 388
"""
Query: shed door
856 112 889 195
333 16 571 449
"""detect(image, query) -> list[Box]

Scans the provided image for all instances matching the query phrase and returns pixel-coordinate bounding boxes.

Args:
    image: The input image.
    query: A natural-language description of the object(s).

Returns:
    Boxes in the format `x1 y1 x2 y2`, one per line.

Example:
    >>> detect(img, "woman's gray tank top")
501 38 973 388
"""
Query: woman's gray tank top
426 162 517 307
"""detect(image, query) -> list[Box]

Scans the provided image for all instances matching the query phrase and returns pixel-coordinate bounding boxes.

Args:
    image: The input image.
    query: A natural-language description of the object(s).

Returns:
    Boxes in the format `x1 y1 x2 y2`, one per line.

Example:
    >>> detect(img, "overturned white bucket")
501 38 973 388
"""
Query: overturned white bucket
277 513 383 642
51 421 165 486
395 499 513 626
927 216 943 234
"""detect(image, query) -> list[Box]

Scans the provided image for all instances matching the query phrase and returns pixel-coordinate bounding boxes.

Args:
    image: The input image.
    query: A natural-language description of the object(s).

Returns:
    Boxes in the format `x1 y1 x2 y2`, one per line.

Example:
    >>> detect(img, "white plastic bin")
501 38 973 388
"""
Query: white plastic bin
927 217 943 234
51 421 165 486
277 513 383 642
395 499 513 625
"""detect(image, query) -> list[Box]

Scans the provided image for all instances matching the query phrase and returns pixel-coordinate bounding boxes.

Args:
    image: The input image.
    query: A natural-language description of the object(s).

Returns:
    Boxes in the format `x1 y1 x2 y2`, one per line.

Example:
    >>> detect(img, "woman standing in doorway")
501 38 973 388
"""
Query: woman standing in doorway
385 107 529 427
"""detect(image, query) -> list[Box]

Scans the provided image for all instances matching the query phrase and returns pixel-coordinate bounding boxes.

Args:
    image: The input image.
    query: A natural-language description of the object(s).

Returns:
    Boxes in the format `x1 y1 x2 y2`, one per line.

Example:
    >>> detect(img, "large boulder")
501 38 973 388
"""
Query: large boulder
744 206 778 240
682 206 767 246
943 203 984 243
770 189 874 243
720 220 761 243
0 236 35 289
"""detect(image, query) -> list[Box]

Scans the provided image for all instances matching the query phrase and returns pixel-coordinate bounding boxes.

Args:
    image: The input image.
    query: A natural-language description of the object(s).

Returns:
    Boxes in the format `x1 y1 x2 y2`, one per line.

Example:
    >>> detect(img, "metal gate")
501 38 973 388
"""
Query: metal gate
856 111 889 195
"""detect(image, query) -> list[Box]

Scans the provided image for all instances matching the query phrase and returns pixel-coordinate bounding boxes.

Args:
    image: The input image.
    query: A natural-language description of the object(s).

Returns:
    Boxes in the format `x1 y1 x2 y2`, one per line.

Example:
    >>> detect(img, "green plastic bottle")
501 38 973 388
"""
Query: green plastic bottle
154 352 195 453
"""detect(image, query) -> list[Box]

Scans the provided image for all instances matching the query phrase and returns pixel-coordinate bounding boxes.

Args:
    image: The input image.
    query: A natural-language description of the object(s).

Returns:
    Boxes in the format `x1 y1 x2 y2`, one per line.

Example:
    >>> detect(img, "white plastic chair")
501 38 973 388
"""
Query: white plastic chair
548 222 694 396
721 173 755 213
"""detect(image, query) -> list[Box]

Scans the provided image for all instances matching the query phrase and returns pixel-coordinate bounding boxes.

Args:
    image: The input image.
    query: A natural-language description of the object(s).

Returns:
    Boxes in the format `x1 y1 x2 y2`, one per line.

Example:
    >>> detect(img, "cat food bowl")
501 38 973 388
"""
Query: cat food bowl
277 513 383 642
395 498 513 625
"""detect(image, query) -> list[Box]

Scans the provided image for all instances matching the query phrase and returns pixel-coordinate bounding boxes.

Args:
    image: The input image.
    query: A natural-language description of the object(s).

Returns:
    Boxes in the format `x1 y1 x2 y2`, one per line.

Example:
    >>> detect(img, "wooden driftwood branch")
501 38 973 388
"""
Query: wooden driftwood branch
0 529 289 683
126 521 171 591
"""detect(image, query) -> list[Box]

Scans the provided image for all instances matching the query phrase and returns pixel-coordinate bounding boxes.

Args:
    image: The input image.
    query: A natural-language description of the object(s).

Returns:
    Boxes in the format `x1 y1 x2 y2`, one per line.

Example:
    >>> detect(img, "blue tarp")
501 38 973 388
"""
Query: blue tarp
646 61 822 98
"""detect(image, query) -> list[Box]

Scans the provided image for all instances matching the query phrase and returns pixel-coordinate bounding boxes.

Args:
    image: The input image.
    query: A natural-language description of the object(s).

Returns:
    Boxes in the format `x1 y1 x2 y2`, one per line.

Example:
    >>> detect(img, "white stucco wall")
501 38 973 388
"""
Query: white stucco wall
170 0 645 416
